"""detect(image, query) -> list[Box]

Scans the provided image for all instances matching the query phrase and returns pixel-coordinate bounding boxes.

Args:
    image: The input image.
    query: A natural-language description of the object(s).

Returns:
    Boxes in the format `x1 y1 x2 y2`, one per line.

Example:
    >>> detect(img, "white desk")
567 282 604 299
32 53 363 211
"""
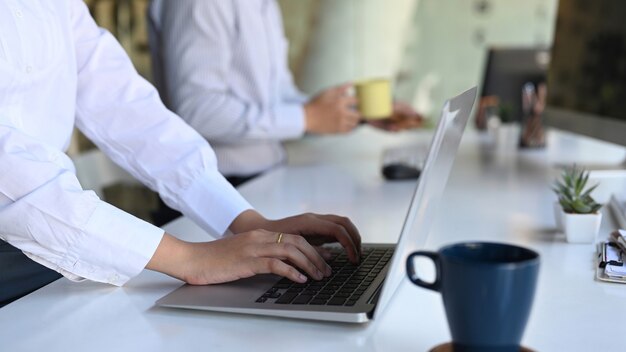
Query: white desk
2 126 625 351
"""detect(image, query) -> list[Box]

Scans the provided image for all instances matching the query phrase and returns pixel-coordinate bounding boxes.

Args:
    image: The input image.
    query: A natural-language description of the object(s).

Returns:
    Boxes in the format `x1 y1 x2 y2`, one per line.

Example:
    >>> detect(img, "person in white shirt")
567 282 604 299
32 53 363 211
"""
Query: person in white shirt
0 0 360 307
148 0 422 184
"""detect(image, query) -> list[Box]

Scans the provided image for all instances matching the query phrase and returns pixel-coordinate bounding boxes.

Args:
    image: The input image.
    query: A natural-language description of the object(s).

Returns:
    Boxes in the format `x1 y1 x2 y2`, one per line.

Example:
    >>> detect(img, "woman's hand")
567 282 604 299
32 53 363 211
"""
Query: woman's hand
147 210 362 285
146 230 333 285
229 210 362 264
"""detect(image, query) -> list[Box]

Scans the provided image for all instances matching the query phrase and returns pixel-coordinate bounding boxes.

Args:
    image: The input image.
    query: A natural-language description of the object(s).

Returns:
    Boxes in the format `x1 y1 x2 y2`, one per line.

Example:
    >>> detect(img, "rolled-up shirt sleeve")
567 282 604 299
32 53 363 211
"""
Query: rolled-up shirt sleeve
0 125 164 286
0 0 252 286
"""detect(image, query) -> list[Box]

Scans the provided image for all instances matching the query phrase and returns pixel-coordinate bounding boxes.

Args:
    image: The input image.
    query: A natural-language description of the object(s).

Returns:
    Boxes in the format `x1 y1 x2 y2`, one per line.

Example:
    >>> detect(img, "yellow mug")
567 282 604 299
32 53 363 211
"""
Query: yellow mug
355 78 392 120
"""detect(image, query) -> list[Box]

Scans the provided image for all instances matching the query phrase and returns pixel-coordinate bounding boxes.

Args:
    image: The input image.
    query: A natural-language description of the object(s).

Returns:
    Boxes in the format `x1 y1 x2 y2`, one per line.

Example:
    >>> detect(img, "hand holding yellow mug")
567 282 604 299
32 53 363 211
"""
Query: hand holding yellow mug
354 78 392 120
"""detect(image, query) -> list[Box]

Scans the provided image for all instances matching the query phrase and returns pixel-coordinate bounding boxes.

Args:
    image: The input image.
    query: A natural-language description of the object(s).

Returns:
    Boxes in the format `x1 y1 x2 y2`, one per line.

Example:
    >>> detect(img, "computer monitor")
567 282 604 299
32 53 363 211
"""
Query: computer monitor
545 0 626 223
544 0 626 148
477 47 550 127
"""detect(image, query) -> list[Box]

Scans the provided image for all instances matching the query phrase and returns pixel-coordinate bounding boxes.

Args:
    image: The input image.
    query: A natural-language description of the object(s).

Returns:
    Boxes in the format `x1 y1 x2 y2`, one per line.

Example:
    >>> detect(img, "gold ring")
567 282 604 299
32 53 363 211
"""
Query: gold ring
276 232 284 244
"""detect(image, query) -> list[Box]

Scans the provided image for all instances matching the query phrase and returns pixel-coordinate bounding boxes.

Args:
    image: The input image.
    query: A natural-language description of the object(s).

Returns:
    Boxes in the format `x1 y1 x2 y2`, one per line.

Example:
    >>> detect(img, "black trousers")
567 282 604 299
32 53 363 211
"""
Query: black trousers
0 240 62 308
151 173 261 227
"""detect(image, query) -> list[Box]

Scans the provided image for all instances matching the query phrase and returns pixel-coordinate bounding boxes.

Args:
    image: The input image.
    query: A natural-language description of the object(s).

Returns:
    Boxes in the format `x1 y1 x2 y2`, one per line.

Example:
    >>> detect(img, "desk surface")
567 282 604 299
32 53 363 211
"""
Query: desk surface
2 126 625 351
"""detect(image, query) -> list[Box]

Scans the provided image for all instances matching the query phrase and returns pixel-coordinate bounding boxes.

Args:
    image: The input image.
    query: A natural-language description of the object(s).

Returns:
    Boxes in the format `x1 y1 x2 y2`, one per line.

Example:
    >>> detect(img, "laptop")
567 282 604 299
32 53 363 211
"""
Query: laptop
156 87 477 323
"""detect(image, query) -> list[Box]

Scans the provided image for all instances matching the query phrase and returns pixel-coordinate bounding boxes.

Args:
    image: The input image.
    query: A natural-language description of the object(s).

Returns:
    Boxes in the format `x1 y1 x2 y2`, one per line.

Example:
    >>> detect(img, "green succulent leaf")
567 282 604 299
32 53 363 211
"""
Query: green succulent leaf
572 200 591 213
554 165 602 214
581 172 590 194
559 198 574 213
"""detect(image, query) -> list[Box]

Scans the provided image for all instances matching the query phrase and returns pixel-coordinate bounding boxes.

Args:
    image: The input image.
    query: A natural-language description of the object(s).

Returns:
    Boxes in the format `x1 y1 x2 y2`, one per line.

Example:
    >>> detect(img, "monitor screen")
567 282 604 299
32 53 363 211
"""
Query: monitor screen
480 47 550 124
545 0 626 147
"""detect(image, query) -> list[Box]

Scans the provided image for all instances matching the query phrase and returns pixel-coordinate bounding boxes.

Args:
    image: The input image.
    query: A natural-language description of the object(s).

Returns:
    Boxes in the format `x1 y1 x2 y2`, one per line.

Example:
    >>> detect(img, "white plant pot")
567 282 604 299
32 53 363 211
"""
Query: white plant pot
489 122 521 150
561 210 602 244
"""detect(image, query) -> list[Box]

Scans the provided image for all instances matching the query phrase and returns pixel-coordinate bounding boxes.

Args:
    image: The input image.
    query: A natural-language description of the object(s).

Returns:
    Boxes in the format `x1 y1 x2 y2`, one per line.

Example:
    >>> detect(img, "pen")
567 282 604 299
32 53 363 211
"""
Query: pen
599 241 623 268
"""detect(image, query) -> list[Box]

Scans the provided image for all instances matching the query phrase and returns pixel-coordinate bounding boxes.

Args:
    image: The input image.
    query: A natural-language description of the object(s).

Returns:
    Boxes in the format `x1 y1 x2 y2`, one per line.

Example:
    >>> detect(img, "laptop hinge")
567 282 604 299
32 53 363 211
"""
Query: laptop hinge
366 280 385 318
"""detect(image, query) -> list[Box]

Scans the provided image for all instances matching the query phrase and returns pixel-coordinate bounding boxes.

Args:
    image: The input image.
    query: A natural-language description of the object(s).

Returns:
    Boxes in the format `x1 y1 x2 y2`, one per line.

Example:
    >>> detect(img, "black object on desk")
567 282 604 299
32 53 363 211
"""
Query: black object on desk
382 163 421 180
381 144 427 181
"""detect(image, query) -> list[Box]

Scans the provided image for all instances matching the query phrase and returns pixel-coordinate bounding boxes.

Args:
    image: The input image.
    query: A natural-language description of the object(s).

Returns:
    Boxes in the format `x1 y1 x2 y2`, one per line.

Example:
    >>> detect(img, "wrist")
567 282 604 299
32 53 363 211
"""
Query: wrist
303 102 318 133
229 209 270 233
146 232 194 281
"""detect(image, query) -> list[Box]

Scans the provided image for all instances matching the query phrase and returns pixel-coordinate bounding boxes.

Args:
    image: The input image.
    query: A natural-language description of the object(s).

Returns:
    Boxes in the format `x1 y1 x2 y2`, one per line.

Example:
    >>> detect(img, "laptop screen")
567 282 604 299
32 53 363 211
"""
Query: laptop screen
373 87 477 318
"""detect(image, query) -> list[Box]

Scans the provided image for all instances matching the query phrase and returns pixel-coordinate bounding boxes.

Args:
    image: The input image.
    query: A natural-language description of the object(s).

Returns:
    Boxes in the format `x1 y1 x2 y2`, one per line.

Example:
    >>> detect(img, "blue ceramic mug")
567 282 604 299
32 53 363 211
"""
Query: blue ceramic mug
406 242 540 352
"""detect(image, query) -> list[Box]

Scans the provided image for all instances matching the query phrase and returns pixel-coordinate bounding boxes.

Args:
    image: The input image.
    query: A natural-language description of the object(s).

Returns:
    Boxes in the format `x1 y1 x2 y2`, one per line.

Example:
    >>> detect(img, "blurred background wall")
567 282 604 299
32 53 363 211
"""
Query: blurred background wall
279 0 558 117
394 0 557 117
77 0 559 223
83 0 558 119
287 0 419 95
83 0 152 79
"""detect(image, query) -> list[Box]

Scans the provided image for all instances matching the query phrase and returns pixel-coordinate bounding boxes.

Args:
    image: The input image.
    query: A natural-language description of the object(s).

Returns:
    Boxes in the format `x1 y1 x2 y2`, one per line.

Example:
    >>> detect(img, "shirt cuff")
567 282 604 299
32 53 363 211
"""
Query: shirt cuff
68 201 165 286
274 103 306 140
176 172 253 237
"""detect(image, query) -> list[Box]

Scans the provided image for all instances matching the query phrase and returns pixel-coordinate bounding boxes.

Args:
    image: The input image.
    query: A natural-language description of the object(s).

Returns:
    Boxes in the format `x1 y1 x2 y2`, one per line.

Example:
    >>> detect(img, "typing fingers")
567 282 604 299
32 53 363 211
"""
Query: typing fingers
305 217 360 264
251 257 308 283
315 246 333 261
318 214 362 251
257 234 331 280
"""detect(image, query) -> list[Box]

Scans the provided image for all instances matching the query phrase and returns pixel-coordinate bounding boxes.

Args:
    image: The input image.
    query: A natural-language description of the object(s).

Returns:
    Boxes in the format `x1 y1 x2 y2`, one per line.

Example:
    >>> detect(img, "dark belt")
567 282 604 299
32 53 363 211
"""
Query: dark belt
225 173 261 188
0 240 61 308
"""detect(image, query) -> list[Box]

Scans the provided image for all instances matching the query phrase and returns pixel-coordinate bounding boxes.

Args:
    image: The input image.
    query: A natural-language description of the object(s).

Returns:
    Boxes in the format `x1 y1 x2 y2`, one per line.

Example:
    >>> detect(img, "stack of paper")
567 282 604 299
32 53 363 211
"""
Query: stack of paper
605 264 626 278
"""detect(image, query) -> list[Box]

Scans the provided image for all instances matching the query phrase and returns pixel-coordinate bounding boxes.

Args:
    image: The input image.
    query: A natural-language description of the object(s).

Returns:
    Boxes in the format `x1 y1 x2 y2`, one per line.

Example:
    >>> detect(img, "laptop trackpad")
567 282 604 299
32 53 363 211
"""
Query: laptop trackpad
157 274 279 309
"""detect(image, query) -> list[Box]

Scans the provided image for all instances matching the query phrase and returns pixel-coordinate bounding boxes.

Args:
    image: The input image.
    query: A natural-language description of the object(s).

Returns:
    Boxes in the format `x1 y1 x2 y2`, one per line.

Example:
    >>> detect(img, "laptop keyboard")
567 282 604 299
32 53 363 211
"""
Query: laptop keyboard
255 247 393 307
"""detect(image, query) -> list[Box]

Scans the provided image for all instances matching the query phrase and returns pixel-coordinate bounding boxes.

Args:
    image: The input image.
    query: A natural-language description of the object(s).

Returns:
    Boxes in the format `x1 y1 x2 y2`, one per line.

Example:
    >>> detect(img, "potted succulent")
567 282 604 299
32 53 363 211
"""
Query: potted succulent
553 166 603 243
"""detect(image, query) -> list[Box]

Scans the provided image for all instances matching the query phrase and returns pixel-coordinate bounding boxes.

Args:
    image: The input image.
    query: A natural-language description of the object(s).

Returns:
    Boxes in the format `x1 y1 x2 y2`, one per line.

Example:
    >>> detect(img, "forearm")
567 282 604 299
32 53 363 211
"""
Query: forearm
174 91 306 142
173 92 249 143
145 232 193 281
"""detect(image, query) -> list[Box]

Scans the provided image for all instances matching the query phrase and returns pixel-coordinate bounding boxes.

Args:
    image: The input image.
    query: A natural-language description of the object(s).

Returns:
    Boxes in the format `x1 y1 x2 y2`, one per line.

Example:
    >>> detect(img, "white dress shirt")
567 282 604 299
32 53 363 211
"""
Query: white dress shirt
149 0 308 176
0 0 251 286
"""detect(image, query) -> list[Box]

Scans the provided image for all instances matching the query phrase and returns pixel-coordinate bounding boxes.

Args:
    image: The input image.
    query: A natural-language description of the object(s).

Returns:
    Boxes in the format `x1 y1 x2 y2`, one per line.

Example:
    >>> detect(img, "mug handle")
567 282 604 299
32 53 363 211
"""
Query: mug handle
406 251 442 292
